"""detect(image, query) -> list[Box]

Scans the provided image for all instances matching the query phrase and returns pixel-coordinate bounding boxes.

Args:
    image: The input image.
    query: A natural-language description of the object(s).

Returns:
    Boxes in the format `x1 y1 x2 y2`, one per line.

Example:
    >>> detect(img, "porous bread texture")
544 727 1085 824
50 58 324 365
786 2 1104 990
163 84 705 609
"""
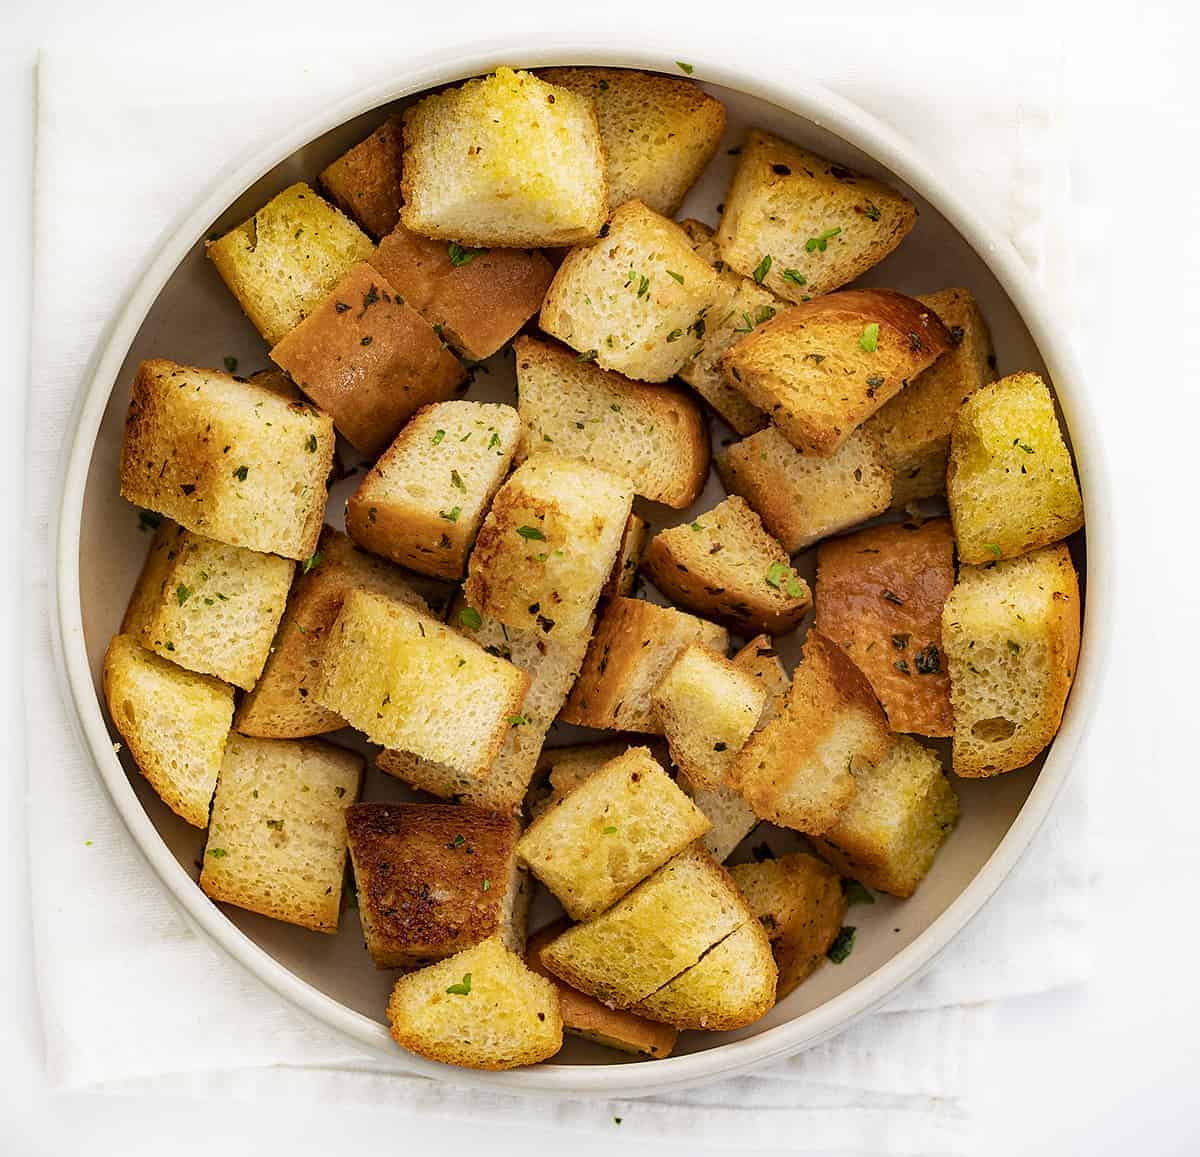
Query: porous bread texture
560 597 729 733
269 262 466 457
641 496 811 636
199 734 362 933
234 527 431 739
516 747 710 921
676 775 759 863
715 129 916 302
102 634 234 828
729 852 847 998
527 739 651 819
716 424 892 554
400 67 607 248
386 935 563 1070
810 736 959 898
345 802 526 968
651 644 767 791
814 519 956 737
346 401 521 580
720 289 953 457
866 288 996 507
317 114 405 239
941 543 1080 776
513 335 710 509
730 630 895 835
122 519 294 691
731 634 791 723
539 844 753 1008
602 514 649 599
119 359 334 560
317 589 529 778
947 372 1084 564
536 67 726 216
539 200 721 382
464 454 633 638
206 182 375 346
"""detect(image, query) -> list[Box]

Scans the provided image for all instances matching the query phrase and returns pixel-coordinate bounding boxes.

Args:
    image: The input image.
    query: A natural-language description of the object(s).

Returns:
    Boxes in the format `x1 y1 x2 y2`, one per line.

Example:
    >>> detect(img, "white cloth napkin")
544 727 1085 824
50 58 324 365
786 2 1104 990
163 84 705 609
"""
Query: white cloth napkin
25 24 1093 1155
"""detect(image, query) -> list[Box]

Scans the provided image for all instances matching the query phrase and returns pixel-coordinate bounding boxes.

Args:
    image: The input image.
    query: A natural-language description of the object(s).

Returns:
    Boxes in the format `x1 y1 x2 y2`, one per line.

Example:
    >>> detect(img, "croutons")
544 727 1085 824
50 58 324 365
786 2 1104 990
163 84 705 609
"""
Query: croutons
199 734 362 933
464 455 633 638
371 222 555 361
537 68 726 216
810 736 959 898
119 359 334 560
866 288 996 507
651 644 767 791
400 67 607 248
814 519 955 737
345 401 521 580
947 372 1084 564
317 590 529 778
269 262 466 456
602 514 649 599
516 747 710 921
206 182 375 346
122 519 294 691
317 114 405 239
102 634 234 828
731 634 791 720
641 496 810 635
345 802 527 968
677 776 759 863
527 739 651 819
560 597 729 732
514 335 710 509
386 935 563 1070
941 543 1080 776
729 853 846 998
539 200 721 382
714 129 916 302
233 527 431 739
716 425 892 553
730 630 894 834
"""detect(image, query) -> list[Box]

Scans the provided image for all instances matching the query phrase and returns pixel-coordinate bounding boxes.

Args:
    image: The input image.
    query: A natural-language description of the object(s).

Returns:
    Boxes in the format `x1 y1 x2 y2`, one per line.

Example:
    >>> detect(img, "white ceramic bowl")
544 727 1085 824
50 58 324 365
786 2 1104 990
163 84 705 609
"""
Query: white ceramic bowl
50 39 1111 1099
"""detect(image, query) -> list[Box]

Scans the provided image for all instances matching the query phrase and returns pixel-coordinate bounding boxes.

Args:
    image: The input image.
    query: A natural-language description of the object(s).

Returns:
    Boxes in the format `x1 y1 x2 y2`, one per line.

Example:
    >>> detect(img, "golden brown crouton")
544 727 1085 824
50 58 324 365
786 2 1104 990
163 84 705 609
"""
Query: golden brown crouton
318 114 405 239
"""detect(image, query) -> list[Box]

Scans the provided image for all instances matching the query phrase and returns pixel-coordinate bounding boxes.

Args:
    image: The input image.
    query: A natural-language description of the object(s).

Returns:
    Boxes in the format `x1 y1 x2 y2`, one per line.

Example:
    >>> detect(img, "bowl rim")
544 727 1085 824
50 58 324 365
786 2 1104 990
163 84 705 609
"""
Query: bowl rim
48 35 1113 1098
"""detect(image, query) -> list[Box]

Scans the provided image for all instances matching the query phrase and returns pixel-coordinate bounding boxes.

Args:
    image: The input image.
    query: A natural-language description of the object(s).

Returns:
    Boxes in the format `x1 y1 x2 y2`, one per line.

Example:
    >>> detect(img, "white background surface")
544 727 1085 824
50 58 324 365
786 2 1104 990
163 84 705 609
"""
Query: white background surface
2 1 1197 1154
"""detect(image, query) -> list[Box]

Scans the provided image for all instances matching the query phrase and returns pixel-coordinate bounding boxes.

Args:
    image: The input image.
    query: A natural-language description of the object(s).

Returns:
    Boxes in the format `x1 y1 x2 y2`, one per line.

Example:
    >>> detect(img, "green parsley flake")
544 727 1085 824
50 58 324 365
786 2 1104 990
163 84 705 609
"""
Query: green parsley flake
577 349 598 362
302 551 323 575
509 713 531 727
207 847 227 858
752 254 772 284
764 562 792 590
432 429 446 445
782 268 807 286
445 972 472 995
459 607 483 630
440 506 461 523
175 583 193 606
482 879 491 892
691 521 703 531
676 61 694 74
451 469 466 490
305 433 318 452
805 226 842 252
488 431 501 450
843 879 875 906
859 323 880 353
985 543 1002 558
516 525 547 541
233 465 249 481
265 819 284 832
448 242 487 267
602 825 618 835
666 270 684 284
827 926 856 963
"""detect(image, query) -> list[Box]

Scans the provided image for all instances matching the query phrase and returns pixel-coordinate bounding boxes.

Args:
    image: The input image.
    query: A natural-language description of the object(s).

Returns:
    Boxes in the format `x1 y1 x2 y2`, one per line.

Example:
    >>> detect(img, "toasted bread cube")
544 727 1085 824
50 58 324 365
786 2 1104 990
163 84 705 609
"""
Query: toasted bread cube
234 528 431 738
561 597 729 732
677 777 759 863
526 920 677 1058
514 336 710 509
370 222 554 361
810 736 959 898
400 68 606 248
527 739 659 819
815 519 955 737
119 359 334 560
941 544 1080 776
270 263 466 456
102 635 234 828
537 68 726 216
947 372 1084 564
632 920 777 1030
199 734 362 933
602 514 649 599
730 852 846 997
346 802 528 968
730 630 894 834
464 455 633 638
318 590 529 778
731 634 791 721
122 520 294 691
206 183 375 346
539 845 752 1008
714 129 916 302
866 289 996 507
345 401 521 580
539 201 721 382
642 496 811 635
722 289 953 457
317 114 405 239
517 748 710 921
716 425 892 553
652 644 767 791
